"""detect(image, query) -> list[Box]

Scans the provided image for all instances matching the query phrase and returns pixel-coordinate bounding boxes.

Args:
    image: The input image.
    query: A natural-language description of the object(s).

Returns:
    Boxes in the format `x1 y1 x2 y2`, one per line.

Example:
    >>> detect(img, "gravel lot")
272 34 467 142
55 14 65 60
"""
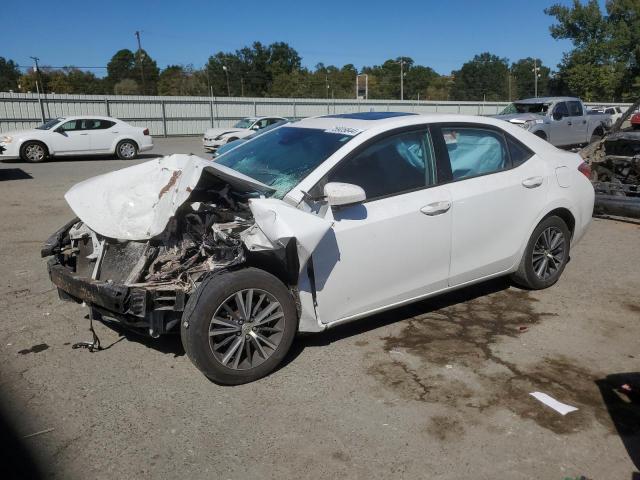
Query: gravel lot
1 137 639 480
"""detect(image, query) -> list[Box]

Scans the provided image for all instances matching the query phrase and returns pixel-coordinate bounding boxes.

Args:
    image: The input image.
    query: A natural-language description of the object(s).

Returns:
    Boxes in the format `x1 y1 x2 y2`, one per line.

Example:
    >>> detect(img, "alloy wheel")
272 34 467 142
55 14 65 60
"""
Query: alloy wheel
119 142 136 158
532 226 566 280
208 289 285 370
25 144 45 161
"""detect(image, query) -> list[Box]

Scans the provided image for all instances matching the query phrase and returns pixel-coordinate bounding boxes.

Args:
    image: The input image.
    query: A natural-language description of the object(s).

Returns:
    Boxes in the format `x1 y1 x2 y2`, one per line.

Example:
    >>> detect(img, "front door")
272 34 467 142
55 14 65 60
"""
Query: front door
309 128 452 323
50 119 92 153
433 124 548 286
548 101 572 146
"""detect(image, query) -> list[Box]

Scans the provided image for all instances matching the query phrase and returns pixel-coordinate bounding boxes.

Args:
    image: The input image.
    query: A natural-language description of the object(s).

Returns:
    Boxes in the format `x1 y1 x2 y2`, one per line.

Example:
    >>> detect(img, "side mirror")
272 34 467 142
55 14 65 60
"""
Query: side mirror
54 126 65 133
250 124 260 130
324 182 366 207
553 112 564 121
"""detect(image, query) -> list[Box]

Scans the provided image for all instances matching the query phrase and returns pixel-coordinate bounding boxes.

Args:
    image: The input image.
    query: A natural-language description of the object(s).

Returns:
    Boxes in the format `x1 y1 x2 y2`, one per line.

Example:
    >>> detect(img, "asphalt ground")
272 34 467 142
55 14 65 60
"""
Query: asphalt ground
0 137 639 479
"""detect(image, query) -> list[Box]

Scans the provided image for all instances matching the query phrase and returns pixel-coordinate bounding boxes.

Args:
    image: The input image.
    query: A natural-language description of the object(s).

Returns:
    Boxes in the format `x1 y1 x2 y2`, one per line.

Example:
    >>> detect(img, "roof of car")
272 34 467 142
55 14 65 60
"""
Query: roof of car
54 115 120 121
290 112 545 135
323 111 417 120
515 96 580 104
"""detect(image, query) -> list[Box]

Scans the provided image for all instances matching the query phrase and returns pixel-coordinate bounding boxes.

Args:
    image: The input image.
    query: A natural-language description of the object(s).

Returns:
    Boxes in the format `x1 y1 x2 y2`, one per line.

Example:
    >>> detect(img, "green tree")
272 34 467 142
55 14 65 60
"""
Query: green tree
114 78 140 95
106 49 136 92
158 65 207 96
0 57 21 91
510 58 551 99
546 0 640 101
451 52 509 101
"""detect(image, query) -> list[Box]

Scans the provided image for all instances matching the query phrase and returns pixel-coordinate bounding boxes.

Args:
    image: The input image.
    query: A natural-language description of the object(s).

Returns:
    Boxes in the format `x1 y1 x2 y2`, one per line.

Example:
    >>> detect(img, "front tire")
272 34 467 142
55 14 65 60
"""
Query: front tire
181 268 298 385
20 141 48 163
115 140 138 160
511 216 571 290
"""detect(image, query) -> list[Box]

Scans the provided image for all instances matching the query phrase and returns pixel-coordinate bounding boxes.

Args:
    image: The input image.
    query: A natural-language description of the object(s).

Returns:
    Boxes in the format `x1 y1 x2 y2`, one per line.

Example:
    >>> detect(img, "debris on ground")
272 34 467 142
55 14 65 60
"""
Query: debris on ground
529 391 579 415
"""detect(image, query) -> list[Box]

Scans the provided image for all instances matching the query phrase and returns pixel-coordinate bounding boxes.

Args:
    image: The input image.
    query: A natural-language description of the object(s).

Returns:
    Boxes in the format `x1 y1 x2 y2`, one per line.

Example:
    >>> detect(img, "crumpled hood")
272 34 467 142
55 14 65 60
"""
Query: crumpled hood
204 127 244 138
492 113 547 124
64 154 274 240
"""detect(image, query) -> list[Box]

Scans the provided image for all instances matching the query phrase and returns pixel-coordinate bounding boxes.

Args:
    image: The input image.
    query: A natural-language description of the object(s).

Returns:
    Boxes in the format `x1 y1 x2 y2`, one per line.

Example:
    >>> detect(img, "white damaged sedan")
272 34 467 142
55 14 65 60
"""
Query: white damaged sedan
43 112 594 384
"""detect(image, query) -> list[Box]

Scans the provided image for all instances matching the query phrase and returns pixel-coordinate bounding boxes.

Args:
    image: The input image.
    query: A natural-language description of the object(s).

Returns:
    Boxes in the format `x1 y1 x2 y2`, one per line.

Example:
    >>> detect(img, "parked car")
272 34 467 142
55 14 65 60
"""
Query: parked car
43 111 594 384
590 105 625 124
203 116 287 152
494 97 610 147
211 119 289 158
630 112 640 129
0 116 153 163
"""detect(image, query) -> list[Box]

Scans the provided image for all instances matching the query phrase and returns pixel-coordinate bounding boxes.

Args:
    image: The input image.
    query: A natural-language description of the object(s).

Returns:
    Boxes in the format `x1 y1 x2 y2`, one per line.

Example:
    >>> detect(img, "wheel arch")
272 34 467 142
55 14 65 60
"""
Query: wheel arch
541 207 575 239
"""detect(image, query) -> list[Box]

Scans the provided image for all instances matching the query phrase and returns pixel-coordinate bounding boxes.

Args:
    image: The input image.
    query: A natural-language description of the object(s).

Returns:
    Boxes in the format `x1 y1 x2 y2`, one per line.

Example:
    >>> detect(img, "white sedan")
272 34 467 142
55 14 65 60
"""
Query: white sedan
0 116 153 162
203 116 287 152
43 112 594 384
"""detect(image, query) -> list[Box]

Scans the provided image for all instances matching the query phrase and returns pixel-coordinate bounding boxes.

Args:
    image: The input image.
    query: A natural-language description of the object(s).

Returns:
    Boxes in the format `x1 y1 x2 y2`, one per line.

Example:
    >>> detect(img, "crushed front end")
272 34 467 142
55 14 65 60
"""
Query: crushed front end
43 186 254 337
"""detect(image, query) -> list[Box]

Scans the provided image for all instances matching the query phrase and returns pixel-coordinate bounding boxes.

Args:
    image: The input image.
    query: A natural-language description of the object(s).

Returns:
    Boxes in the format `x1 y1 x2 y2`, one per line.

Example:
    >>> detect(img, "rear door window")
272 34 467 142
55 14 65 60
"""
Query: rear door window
440 127 509 180
567 101 583 117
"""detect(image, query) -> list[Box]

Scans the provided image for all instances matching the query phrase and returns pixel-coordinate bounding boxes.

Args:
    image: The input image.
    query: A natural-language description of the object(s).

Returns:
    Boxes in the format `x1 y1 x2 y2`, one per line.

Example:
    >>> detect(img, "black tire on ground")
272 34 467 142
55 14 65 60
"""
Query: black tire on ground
115 140 138 160
534 131 547 141
511 215 571 290
20 141 48 163
181 268 298 385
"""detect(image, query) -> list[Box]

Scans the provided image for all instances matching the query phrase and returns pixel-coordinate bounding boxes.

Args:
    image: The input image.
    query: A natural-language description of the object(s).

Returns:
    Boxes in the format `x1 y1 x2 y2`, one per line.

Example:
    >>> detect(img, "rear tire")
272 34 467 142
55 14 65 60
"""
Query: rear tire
181 268 298 385
115 140 138 159
511 216 571 290
20 141 48 163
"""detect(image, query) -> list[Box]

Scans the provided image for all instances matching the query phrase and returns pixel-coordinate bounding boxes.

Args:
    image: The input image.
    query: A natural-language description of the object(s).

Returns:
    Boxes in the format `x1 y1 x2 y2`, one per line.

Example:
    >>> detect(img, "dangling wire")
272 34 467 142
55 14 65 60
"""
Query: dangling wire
72 304 102 352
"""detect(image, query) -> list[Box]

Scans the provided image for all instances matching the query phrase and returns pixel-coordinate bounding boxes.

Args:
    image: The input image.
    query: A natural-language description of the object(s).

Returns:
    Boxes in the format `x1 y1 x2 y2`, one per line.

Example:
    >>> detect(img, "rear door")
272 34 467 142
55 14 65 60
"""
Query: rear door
567 100 588 144
433 124 549 286
82 119 117 152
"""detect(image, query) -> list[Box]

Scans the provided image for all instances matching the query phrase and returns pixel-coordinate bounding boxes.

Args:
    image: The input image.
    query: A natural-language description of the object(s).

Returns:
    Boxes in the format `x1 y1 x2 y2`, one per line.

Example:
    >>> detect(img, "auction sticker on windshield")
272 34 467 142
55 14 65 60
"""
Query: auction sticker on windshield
324 126 363 136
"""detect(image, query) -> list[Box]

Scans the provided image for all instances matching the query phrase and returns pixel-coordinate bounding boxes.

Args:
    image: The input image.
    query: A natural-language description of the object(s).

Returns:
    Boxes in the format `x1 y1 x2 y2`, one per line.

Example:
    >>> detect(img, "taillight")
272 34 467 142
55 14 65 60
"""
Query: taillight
143 128 150 136
578 161 591 179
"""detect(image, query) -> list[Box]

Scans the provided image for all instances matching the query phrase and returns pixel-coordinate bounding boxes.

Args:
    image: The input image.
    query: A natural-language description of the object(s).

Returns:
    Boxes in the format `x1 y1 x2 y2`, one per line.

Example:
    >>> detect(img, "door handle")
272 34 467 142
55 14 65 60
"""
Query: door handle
567 121 572 126
79 133 89 135
522 176 544 188
582 120 587 124
420 201 451 216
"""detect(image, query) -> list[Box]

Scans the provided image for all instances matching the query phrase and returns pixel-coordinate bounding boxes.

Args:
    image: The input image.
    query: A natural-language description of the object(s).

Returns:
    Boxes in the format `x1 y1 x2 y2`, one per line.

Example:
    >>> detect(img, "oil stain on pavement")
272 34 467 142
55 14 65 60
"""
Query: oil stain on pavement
18 344 49 355
365 286 612 435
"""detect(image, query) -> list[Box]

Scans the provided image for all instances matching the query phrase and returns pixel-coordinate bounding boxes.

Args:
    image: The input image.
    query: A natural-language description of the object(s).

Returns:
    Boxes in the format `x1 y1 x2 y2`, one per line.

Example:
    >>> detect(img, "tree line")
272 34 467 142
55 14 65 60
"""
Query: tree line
0 0 638 102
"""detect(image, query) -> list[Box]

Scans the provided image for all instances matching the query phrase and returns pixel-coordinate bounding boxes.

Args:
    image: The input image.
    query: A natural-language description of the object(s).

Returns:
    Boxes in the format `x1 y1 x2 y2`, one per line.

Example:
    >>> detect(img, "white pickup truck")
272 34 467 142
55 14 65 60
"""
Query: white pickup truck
494 96 610 147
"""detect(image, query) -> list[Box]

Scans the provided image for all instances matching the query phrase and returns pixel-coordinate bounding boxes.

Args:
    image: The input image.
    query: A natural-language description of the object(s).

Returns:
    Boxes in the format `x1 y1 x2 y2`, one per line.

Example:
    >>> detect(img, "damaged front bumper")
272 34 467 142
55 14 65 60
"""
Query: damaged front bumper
46 256 186 335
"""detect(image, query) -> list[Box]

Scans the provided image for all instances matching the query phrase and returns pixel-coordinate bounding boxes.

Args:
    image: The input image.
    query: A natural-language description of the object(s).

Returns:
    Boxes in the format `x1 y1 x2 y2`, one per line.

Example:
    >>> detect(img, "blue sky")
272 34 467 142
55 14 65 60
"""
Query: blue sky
2 0 598 76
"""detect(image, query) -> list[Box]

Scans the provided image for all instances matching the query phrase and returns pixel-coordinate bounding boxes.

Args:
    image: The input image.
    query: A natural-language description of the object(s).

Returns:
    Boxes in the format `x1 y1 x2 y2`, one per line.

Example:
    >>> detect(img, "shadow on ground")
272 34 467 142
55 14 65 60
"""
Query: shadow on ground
0 168 33 181
596 372 640 474
0 392 45 480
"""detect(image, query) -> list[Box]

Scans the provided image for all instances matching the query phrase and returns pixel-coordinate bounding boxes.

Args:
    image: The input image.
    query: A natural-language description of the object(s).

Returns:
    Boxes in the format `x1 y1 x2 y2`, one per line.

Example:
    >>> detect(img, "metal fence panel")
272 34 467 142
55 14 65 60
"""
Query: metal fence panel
0 92 632 136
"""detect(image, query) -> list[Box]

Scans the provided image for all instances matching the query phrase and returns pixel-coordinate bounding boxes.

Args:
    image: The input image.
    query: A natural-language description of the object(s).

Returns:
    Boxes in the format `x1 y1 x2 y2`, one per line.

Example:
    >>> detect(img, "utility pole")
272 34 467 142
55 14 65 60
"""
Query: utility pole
29 56 46 122
325 73 330 100
532 58 541 98
240 76 244 97
400 58 404 101
222 65 230 96
135 30 146 94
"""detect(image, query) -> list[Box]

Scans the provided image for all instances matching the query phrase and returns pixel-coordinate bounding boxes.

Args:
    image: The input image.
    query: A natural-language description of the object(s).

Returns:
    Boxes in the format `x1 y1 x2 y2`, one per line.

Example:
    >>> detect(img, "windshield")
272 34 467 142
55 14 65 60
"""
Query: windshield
234 119 255 129
216 126 356 199
36 118 63 130
500 103 549 115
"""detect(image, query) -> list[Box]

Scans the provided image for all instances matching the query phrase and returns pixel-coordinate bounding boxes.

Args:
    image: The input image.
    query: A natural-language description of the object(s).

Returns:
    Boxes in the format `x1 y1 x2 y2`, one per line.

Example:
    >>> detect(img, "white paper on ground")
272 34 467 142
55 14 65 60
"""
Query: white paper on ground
529 392 578 415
